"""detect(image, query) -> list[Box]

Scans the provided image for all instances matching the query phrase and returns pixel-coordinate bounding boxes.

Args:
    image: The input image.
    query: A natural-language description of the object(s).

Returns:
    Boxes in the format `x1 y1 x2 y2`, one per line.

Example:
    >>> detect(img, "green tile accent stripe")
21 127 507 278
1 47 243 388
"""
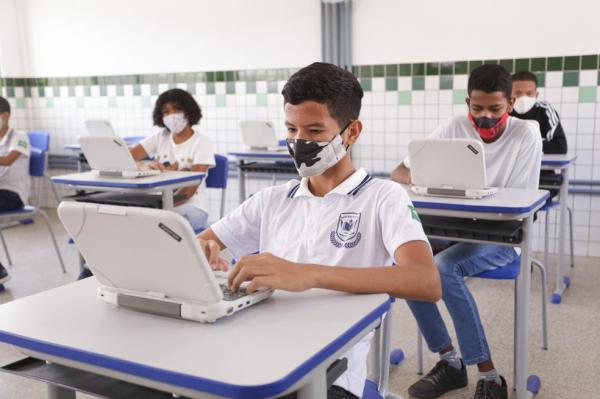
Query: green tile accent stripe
1 53 599 97
579 87 597 103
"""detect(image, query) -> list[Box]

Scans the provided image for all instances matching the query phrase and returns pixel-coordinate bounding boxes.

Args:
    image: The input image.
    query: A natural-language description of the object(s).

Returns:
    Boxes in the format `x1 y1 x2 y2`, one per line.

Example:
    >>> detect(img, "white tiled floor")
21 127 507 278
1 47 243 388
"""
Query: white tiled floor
0 210 598 398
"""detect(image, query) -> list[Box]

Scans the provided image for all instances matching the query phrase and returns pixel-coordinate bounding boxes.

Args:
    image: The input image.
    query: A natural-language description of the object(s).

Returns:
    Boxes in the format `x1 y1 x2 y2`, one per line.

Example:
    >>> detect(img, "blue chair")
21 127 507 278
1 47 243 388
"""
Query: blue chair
409 257 547 391
538 200 574 304
28 131 60 206
205 154 229 220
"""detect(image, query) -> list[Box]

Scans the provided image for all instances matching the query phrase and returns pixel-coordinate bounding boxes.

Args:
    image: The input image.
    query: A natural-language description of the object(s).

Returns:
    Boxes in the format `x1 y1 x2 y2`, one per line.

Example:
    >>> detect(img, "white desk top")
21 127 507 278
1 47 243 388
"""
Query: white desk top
51 171 205 190
406 186 549 220
0 278 390 398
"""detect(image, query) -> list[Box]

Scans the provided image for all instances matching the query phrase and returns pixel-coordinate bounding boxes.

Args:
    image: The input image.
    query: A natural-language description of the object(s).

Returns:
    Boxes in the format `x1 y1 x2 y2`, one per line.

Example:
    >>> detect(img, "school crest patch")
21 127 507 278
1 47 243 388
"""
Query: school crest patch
330 212 362 248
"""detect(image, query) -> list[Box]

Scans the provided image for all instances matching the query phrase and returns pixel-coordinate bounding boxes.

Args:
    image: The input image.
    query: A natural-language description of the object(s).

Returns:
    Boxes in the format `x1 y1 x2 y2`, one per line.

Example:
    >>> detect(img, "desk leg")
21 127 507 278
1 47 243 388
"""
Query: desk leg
47 384 75 399
297 366 327 399
515 216 540 398
552 167 570 304
162 191 174 210
238 160 246 204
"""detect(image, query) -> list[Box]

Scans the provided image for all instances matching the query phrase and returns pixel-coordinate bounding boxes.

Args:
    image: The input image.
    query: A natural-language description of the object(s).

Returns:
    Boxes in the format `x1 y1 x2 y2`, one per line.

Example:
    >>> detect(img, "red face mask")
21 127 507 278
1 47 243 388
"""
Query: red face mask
468 112 509 141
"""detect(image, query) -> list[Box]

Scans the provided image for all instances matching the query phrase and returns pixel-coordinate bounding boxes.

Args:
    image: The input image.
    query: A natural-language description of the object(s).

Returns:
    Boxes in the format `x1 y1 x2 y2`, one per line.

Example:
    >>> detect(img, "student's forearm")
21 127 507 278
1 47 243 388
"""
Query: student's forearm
0 156 16 166
390 163 412 184
306 263 441 302
196 228 226 250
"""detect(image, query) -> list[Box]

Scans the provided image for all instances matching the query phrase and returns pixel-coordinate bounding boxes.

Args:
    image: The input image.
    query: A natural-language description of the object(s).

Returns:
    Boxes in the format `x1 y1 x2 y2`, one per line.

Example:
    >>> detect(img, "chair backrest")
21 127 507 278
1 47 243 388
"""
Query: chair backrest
28 131 50 177
205 154 228 189
27 131 50 152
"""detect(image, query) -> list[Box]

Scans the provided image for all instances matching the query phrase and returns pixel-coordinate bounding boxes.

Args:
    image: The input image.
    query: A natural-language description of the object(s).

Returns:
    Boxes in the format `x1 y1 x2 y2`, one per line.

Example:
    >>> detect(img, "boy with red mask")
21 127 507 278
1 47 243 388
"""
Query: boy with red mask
391 64 542 399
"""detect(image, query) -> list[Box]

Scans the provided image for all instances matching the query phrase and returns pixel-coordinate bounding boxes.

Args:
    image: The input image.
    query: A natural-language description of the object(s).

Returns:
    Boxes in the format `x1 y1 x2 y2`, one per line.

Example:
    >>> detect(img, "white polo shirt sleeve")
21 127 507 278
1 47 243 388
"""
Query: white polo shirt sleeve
140 132 160 156
210 189 265 259
378 183 429 259
191 135 216 167
9 131 31 157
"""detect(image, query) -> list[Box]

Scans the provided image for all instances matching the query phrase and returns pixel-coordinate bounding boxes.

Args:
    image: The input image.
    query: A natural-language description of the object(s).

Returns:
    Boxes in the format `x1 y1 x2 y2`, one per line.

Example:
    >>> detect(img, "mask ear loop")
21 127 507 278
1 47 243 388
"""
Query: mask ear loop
336 120 354 151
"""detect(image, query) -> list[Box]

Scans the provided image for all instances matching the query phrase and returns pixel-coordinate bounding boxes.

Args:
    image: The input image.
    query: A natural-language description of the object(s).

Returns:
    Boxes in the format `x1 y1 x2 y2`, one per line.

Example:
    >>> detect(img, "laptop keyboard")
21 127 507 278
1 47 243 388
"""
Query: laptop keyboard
220 284 248 301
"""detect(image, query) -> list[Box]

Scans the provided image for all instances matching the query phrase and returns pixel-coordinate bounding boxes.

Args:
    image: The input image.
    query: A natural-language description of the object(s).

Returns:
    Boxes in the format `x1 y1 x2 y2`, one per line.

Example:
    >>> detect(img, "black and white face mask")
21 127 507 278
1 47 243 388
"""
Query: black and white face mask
286 123 350 177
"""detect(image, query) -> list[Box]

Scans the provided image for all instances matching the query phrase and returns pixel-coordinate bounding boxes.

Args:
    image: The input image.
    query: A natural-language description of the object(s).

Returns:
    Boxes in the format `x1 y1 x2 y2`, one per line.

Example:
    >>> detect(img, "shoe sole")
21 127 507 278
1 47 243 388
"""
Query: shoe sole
408 380 469 399
0 275 10 285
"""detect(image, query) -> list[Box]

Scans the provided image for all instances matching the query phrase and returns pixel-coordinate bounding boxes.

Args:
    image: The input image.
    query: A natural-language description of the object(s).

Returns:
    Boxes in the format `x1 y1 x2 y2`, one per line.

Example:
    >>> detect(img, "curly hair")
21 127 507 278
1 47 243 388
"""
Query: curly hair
281 62 363 127
468 64 512 100
0 96 10 115
152 89 202 128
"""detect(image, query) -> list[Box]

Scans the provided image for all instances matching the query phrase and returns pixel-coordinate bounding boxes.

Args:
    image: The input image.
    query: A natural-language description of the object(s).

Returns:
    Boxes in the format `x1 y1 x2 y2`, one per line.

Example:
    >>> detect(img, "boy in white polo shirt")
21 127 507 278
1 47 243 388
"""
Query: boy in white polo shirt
196 62 441 399
0 96 32 285
391 64 542 399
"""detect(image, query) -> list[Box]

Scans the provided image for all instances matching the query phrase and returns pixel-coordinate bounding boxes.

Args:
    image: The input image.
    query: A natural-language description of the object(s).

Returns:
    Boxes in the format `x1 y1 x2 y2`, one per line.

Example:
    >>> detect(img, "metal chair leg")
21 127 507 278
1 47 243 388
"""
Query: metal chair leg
0 229 12 266
567 207 575 268
35 209 66 273
544 210 550 269
219 189 226 219
49 178 61 205
417 327 424 375
532 259 549 350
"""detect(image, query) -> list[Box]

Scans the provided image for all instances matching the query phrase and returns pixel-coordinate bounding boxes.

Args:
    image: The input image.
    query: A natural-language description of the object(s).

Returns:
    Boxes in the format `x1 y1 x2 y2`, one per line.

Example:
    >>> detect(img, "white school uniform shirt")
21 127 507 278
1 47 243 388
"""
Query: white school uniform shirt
0 129 31 204
211 167 429 397
141 129 215 212
405 115 543 190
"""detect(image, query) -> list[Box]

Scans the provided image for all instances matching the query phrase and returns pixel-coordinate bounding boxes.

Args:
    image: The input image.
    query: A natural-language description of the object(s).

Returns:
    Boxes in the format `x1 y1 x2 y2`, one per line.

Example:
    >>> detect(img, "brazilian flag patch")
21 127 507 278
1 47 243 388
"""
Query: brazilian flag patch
17 140 28 149
408 205 421 222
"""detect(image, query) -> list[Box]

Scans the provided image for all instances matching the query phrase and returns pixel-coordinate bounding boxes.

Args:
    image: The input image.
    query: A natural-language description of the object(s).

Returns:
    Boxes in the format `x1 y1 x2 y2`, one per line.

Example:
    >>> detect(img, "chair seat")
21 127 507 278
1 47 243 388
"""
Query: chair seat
539 200 560 212
474 257 521 280
0 205 37 217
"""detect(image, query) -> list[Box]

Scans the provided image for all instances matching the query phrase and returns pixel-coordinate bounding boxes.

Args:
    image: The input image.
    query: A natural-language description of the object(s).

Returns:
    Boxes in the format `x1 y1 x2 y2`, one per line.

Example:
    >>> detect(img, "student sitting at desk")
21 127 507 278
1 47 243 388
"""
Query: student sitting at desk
391 65 542 399
130 89 215 231
196 62 441 399
510 70 568 154
0 96 31 285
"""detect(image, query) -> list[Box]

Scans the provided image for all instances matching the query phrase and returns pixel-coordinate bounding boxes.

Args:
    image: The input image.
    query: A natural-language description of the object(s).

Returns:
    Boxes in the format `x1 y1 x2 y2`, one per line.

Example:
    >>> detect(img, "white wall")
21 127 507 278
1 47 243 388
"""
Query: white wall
5 0 321 77
353 0 600 65
0 0 28 76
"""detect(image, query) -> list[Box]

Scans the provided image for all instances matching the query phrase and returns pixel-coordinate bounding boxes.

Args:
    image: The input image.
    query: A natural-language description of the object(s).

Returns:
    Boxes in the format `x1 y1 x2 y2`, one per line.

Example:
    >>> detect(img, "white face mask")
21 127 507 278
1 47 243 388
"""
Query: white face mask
163 113 188 134
513 95 537 114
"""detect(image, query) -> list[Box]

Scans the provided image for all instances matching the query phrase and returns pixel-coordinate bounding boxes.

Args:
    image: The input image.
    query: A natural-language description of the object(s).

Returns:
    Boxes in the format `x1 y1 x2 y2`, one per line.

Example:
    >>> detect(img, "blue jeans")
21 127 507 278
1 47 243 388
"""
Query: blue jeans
173 205 209 232
407 243 518 365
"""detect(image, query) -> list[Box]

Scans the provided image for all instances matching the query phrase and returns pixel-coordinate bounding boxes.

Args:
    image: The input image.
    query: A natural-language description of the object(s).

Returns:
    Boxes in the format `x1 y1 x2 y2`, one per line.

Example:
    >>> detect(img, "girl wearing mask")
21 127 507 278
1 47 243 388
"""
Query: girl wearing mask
130 89 215 231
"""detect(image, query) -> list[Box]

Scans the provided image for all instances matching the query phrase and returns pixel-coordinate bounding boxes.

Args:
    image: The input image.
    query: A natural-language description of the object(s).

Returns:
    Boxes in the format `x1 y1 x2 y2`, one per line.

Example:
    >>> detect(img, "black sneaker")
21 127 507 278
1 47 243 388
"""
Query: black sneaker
408 359 468 399
474 375 507 399
0 263 10 285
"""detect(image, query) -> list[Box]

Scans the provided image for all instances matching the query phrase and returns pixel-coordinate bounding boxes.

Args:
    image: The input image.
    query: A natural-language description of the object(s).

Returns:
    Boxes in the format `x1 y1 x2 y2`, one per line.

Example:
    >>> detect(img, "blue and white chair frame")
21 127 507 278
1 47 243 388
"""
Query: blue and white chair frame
0 206 66 273
539 200 575 304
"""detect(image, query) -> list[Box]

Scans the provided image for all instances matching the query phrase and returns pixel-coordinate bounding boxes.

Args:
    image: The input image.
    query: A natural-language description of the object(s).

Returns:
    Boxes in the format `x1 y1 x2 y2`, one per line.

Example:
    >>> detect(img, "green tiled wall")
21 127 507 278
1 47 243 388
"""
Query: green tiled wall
1 54 599 109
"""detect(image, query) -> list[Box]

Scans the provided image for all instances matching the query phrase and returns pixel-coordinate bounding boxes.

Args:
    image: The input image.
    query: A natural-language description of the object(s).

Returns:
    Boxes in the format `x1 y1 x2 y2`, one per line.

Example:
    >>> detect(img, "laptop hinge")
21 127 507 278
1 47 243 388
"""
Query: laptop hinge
117 293 182 318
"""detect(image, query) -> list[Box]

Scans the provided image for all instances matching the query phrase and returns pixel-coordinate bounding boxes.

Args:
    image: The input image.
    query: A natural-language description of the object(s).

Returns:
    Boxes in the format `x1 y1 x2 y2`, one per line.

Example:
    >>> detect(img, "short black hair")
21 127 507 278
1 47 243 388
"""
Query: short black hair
468 64 512 99
152 89 202 128
0 96 10 115
281 62 363 127
512 70 538 87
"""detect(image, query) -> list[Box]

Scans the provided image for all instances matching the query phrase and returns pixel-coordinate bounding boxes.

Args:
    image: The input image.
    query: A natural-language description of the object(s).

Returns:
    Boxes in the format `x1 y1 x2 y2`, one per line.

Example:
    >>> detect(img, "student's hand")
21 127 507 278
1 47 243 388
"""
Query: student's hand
197 238 229 271
148 161 166 172
228 252 316 294
165 161 179 171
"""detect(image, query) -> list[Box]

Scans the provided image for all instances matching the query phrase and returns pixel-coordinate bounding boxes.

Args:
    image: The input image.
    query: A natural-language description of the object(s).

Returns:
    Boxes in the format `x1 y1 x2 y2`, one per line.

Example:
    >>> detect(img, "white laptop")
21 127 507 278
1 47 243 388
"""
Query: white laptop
58 202 273 323
78 136 159 178
85 119 118 137
239 120 286 151
408 138 498 199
